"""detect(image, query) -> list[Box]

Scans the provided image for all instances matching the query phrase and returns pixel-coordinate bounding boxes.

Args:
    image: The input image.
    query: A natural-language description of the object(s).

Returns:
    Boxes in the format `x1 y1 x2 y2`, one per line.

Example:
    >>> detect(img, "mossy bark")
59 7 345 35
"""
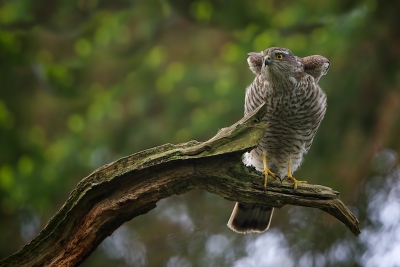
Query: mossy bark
0 104 360 267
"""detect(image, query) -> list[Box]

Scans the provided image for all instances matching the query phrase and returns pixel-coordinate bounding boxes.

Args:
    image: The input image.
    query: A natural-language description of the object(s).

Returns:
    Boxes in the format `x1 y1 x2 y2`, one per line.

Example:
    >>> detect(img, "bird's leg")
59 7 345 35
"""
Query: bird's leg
262 154 278 187
285 158 307 189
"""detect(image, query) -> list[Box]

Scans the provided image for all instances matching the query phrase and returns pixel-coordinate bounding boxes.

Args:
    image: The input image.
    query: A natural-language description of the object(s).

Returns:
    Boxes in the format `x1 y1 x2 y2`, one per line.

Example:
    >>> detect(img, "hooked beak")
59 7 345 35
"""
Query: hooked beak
264 55 271 66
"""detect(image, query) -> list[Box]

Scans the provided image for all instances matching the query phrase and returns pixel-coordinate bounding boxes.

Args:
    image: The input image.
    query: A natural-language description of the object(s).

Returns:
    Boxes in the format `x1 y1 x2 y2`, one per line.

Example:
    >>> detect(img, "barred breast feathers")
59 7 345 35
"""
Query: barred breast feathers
244 75 269 116
234 47 329 234
243 70 327 177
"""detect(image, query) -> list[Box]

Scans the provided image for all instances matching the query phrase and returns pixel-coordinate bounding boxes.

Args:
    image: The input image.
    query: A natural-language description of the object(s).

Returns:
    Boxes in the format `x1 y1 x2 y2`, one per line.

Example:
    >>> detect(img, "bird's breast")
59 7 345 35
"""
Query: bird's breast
261 82 327 153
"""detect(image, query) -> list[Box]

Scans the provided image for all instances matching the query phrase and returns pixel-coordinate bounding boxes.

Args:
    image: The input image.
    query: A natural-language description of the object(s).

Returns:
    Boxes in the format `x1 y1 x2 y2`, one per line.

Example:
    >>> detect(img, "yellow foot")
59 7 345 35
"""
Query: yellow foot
262 154 278 187
285 175 307 189
285 159 307 189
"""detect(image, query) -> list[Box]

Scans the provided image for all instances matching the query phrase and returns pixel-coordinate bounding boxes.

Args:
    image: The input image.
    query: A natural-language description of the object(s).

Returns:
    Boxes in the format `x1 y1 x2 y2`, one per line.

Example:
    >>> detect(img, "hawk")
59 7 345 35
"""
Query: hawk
227 47 329 233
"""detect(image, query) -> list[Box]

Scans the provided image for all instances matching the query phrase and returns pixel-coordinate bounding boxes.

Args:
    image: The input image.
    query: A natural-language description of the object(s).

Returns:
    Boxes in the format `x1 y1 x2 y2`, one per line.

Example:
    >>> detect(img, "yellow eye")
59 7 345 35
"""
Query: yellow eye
276 54 283 60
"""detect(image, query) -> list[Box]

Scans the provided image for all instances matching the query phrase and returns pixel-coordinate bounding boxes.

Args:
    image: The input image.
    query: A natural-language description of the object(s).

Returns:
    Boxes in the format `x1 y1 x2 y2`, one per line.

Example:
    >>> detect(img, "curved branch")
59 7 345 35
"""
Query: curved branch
0 103 360 267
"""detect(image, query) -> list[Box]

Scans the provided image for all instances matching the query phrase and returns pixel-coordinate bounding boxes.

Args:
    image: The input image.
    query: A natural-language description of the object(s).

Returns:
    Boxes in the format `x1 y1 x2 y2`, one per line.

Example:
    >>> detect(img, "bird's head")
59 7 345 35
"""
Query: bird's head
261 47 302 79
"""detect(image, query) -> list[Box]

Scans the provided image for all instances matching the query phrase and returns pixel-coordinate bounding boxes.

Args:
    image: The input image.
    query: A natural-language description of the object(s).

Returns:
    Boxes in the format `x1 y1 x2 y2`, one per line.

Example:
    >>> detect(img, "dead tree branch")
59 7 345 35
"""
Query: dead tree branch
0 103 360 267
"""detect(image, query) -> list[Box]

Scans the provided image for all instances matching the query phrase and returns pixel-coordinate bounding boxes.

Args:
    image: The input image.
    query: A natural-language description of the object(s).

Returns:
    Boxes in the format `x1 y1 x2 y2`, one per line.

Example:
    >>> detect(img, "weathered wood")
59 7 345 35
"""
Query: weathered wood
0 103 360 267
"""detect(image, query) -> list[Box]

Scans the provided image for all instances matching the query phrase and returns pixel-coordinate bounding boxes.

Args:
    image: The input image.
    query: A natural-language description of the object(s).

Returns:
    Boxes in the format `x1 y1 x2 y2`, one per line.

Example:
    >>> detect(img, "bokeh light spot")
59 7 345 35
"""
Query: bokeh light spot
67 114 85 133
0 164 14 190
75 38 92 57
18 156 34 176
190 1 213 22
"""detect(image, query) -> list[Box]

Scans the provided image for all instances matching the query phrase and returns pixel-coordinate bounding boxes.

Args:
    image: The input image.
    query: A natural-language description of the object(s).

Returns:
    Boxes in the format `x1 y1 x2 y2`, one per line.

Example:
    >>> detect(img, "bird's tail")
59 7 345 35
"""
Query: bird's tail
227 202 274 233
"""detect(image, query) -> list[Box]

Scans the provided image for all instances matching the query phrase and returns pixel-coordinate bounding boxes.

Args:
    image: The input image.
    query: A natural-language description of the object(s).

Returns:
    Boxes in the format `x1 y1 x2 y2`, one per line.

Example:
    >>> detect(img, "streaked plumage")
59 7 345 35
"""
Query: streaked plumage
228 47 329 233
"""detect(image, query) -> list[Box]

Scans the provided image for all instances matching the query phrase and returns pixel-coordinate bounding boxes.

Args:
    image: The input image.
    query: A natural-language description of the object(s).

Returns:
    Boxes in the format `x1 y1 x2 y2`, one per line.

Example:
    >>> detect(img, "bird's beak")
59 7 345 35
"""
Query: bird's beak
264 55 271 66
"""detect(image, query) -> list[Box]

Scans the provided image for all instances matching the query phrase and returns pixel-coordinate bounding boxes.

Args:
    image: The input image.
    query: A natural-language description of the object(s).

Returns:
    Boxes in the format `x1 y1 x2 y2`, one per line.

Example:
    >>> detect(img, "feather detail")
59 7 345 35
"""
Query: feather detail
228 47 328 234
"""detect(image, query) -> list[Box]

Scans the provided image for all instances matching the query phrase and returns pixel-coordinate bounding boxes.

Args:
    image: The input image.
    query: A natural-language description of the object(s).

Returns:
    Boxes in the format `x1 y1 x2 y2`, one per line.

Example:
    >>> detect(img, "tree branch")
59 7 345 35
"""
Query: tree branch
0 103 360 267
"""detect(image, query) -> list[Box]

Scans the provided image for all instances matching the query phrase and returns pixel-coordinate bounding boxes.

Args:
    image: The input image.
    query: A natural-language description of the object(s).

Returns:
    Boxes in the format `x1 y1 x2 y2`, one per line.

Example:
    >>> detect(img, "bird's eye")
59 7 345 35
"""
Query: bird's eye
275 54 283 60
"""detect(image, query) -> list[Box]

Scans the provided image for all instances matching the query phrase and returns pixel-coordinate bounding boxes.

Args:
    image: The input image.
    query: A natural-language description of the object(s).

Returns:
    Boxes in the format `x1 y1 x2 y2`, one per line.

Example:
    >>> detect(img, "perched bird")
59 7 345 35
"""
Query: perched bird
227 47 330 233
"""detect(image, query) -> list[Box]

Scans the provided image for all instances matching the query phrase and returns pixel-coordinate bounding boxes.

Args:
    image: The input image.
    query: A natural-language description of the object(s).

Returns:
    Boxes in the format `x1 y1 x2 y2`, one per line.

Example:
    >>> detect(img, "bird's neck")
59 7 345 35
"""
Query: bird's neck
263 72 298 93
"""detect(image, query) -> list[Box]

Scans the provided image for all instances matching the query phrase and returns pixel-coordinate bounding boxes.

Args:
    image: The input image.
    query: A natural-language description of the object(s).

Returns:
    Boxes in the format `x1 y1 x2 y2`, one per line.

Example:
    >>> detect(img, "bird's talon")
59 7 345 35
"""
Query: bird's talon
284 176 307 189
284 159 307 189
278 175 283 185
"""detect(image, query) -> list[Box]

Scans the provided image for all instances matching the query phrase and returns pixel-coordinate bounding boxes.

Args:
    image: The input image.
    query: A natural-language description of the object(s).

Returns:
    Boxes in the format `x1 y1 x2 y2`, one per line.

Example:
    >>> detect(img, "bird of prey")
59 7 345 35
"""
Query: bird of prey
227 47 330 233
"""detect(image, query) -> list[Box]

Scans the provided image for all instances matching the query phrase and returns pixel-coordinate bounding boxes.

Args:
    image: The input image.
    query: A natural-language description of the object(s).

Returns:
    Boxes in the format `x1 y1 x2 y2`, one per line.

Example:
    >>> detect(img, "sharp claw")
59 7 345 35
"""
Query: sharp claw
285 159 307 189
277 175 283 185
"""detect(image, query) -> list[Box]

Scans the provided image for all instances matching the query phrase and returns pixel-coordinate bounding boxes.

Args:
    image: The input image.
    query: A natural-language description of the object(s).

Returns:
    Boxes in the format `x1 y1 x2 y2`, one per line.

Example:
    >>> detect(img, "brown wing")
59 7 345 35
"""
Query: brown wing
247 52 263 75
302 55 330 83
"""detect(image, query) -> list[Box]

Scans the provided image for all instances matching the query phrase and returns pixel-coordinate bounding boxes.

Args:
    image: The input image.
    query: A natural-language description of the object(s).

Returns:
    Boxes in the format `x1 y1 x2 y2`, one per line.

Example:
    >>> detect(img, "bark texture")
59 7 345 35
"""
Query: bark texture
0 104 360 267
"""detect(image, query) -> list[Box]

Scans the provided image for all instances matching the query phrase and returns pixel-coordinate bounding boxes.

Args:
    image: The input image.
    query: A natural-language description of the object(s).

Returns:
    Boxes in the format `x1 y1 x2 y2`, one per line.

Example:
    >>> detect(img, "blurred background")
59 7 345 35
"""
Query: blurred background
1 0 400 266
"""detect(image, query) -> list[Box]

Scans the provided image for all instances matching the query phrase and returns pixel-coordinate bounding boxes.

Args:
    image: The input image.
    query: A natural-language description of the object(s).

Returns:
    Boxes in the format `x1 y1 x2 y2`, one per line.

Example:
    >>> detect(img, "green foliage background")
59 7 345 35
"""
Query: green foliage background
1 0 400 266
